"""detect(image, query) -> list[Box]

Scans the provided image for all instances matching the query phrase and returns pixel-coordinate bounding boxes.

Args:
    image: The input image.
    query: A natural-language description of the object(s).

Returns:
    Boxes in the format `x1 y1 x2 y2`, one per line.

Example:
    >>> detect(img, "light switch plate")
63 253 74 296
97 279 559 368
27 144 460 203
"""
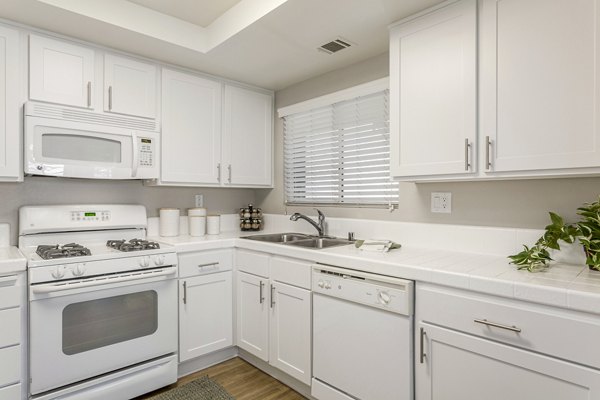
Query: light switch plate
194 194 204 208
431 192 451 213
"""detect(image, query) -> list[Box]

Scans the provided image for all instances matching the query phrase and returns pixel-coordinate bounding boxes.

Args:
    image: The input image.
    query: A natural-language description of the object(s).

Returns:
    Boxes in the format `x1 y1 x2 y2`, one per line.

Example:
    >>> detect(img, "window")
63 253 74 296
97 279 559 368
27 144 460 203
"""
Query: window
282 80 398 206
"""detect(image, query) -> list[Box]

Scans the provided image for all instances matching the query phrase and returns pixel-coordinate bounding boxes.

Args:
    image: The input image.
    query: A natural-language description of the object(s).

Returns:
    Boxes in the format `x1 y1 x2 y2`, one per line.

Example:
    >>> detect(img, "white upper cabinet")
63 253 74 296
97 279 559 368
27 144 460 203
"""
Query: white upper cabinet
390 0 477 179
104 54 157 119
29 35 95 109
0 25 21 181
161 69 222 185
222 85 273 187
481 0 600 174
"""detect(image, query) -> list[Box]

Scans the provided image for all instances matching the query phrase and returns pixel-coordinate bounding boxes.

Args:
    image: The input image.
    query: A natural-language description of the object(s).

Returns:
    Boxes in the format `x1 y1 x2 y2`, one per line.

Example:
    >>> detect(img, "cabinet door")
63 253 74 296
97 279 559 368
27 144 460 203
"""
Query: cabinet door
269 281 311 385
416 322 600 400
390 0 477 178
236 271 269 361
179 272 233 362
29 35 94 108
0 25 20 181
104 54 156 119
481 0 600 173
161 69 222 185
222 85 273 186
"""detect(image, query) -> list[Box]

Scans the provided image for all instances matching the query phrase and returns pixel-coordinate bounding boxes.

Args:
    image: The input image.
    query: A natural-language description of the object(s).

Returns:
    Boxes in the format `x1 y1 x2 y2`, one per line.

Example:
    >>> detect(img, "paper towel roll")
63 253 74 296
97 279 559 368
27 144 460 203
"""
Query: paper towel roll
189 216 206 237
188 208 207 217
207 215 220 235
159 208 180 237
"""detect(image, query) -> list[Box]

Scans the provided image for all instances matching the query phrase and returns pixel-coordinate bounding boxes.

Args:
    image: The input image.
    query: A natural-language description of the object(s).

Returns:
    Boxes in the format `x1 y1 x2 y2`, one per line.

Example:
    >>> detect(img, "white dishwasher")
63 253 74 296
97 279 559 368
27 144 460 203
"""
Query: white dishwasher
312 264 414 400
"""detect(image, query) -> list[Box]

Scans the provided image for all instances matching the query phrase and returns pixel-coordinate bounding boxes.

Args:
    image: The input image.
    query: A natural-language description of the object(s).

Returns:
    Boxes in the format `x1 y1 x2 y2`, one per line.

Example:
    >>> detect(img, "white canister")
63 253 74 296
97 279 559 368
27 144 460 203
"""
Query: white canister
159 208 180 237
188 207 207 217
206 215 221 235
189 216 206 237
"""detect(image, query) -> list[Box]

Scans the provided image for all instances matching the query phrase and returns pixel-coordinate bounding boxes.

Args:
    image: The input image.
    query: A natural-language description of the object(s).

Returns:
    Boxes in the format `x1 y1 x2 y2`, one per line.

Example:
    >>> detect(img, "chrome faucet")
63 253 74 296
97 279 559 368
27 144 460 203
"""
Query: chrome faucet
290 209 325 237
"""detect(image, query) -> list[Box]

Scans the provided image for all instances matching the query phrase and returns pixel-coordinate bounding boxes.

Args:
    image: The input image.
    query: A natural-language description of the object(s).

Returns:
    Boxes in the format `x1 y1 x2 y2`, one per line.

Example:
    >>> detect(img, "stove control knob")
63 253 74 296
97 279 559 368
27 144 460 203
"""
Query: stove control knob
73 263 86 277
378 291 391 305
154 254 165 266
139 256 150 268
324 281 332 289
317 280 324 288
51 265 66 279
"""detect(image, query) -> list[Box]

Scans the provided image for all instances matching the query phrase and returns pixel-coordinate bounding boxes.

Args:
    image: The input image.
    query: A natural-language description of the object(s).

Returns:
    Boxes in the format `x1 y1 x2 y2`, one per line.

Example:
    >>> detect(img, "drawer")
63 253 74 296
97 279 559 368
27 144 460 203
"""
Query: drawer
0 383 20 400
0 345 20 387
417 283 600 369
179 249 232 278
0 308 20 348
236 249 269 278
0 275 19 310
270 256 311 289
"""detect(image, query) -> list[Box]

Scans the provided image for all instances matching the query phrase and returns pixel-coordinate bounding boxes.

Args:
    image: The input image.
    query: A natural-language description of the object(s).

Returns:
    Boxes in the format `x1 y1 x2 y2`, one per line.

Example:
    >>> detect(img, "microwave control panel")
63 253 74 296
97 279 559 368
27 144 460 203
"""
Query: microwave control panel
139 137 155 167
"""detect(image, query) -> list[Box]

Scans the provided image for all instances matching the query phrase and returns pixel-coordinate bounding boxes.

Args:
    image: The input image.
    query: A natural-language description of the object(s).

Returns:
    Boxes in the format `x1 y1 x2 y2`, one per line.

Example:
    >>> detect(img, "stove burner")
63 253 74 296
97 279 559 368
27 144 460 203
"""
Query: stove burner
36 243 92 259
106 239 160 252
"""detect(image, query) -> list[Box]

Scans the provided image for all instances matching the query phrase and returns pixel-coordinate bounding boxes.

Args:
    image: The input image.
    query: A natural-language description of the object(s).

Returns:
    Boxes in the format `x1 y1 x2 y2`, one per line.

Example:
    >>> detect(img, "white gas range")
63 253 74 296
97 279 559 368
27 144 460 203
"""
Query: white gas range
19 205 178 400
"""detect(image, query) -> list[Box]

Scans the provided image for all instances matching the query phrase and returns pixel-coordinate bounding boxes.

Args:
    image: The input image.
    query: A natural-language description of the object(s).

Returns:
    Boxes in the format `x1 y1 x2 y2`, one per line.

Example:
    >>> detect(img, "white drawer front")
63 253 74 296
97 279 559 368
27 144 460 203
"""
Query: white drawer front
0 276 19 310
236 249 269 278
0 308 20 348
0 345 20 387
0 383 21 400
417 283 600 369
179 249 232 278
270 256 311 289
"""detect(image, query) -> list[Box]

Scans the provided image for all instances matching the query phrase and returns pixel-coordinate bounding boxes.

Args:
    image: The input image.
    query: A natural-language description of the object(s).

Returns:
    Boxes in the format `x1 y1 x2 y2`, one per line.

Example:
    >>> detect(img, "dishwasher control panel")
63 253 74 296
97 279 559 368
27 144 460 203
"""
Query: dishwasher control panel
312 265 413 316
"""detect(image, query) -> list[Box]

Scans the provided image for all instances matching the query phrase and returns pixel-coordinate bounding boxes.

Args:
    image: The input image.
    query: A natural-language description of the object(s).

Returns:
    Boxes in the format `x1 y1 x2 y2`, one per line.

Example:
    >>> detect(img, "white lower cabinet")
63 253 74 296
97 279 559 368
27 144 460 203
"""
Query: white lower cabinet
178 250 233 363
0 273 25 399
416 283 600 399
235 250 312 385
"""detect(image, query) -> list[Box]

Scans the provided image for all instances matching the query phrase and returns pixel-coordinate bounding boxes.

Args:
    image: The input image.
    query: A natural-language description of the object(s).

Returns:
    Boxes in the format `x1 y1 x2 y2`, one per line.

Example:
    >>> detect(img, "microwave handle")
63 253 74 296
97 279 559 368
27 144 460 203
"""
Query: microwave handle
132 132 139 178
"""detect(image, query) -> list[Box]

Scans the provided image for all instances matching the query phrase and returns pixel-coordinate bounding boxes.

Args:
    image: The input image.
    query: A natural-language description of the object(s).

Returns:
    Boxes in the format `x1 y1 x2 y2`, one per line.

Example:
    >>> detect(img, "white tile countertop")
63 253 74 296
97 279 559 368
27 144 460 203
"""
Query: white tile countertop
0 223 26 275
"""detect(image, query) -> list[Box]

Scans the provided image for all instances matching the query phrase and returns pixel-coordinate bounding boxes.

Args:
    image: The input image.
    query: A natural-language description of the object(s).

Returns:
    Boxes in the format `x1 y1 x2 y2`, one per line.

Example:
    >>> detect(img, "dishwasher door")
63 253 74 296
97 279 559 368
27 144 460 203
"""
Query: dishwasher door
312 292 413 400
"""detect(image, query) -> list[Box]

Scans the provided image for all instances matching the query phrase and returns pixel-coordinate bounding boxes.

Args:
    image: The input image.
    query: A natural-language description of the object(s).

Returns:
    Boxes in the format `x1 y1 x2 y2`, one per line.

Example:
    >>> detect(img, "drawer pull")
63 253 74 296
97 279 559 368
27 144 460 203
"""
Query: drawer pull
474 318 521 333
197 262 219 268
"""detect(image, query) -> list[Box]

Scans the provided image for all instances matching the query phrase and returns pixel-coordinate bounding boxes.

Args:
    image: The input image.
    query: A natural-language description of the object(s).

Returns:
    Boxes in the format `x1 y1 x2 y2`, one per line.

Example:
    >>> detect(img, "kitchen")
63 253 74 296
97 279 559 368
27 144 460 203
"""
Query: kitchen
1 0 600 399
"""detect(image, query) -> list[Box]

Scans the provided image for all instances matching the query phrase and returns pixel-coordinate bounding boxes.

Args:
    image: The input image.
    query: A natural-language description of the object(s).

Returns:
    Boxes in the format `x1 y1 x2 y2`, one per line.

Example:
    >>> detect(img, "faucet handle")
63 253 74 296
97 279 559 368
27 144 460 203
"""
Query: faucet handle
314 208 325 222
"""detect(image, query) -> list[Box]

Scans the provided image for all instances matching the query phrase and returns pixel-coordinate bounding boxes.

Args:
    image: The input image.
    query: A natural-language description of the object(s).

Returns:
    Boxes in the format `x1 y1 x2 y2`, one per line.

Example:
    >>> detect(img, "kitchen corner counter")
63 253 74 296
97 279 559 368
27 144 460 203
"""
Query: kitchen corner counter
155 231 600 315
0 246 27 275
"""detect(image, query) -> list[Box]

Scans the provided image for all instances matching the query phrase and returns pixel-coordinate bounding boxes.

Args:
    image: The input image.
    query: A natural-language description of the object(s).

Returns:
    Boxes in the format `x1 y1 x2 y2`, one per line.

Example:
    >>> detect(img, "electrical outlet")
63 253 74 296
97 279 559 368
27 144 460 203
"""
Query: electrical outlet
194 194 204 208
431 192 451 213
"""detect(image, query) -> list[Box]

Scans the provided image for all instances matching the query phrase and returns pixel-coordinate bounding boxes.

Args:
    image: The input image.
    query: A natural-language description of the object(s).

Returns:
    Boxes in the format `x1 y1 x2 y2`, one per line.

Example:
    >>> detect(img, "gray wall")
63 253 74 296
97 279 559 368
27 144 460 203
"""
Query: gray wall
1 177 254 244
255 52 600 229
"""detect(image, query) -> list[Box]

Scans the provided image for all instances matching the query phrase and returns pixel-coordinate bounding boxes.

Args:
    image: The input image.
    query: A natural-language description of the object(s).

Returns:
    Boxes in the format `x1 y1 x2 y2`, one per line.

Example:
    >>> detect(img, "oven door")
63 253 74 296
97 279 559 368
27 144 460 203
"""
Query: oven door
25 116 158 180
29 270 177 395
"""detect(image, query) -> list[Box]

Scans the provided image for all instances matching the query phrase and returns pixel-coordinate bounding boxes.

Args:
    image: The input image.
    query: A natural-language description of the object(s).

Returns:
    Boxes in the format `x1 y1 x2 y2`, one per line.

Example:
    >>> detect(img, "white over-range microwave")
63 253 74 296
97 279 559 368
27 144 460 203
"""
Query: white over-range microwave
24 101 159 180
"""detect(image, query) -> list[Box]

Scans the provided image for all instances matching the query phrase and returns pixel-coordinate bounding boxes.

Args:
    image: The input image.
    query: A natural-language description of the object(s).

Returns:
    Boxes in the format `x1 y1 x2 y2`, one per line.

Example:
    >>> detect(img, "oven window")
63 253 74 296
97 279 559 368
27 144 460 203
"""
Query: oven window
42 134 122 163
62 291 158 355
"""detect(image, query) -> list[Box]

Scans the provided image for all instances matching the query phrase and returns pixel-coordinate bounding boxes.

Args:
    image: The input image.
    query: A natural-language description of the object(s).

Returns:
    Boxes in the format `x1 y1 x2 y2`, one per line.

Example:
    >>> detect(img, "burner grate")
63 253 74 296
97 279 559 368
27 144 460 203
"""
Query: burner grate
36 243 92 259
106 239 160 252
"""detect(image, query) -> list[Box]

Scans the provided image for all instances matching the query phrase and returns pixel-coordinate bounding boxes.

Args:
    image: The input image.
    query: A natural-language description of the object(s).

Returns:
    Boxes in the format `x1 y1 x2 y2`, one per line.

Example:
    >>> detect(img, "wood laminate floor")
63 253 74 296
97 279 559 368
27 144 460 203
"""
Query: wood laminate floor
137 357 307 400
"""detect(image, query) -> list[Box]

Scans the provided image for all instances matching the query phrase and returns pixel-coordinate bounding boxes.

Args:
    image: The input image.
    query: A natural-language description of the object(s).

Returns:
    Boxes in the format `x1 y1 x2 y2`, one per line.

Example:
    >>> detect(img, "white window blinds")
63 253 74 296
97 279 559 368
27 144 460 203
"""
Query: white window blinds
283 88 398 206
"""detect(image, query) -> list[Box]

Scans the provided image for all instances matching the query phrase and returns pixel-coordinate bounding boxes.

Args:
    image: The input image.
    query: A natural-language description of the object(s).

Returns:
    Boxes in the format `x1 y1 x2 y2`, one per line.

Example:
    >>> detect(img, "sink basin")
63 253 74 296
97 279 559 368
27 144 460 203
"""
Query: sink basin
241 233 354 249
241 232 311 243
286 237 354 249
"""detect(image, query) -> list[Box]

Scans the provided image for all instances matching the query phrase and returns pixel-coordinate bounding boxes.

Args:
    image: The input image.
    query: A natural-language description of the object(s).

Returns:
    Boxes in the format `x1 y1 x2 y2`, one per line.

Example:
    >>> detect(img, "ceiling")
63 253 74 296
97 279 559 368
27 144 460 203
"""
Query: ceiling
0 0 445 90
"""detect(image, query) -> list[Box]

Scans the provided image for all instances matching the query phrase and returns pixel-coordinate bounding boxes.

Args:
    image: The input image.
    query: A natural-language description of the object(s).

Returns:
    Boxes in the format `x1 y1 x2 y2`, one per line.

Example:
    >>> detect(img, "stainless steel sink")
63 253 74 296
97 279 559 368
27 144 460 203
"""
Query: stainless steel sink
242 233 353 249
241 232 312 243
286 237 354 249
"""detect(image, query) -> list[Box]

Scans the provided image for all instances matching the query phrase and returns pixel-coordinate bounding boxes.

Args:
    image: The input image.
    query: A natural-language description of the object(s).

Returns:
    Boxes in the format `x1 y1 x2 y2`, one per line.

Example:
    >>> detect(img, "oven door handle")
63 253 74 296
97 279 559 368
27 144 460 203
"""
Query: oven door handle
31 268 176 294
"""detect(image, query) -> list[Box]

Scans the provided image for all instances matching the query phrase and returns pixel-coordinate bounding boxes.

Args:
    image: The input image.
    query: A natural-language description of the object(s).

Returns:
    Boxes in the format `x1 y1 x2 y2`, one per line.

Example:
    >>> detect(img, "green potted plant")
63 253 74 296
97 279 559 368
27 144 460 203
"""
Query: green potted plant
509 196 600 272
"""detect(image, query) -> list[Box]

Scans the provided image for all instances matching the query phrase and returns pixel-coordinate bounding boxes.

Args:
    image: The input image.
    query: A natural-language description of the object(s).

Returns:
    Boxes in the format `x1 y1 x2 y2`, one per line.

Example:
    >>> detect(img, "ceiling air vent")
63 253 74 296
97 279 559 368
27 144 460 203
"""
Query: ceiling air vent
318 38 353 54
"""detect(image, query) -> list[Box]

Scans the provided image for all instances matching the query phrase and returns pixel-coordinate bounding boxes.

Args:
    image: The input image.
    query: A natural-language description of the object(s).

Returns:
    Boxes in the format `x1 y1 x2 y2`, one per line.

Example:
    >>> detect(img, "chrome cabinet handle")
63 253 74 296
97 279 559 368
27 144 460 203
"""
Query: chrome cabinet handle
183 281 187 305
420 327 426 364
270 284 275 308
464 138 471 171
197 262 219 268
228 164 232 183
259 280 265 304
485 136 492 170
474 318 521 333
87 81 92 108
217 163 221 182
108 85 113 110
